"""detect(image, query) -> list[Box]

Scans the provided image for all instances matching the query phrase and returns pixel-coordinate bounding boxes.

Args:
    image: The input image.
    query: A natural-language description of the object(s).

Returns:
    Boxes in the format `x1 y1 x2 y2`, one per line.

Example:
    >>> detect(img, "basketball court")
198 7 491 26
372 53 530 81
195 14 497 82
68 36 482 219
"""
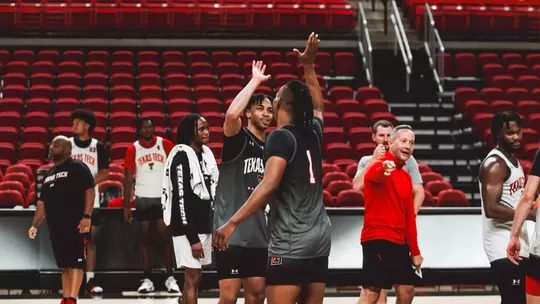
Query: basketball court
0 296 503 303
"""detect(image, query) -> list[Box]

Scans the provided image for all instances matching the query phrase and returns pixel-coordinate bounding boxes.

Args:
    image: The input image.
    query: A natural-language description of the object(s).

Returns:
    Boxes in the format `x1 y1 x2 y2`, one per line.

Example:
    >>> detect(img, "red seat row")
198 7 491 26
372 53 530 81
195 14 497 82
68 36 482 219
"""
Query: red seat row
0 0 356 31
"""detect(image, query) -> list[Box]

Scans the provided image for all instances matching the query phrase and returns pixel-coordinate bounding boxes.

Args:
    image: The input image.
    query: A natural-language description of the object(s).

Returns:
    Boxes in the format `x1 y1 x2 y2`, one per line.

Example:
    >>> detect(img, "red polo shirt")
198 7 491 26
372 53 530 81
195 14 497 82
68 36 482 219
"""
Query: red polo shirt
361 152 420 256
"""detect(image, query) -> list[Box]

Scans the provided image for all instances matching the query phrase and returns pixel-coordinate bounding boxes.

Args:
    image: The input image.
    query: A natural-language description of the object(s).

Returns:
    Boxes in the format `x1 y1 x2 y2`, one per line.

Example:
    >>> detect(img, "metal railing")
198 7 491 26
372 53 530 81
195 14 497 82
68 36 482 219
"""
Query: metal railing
390 0 412 92
423 3 445 93
357 2 374 86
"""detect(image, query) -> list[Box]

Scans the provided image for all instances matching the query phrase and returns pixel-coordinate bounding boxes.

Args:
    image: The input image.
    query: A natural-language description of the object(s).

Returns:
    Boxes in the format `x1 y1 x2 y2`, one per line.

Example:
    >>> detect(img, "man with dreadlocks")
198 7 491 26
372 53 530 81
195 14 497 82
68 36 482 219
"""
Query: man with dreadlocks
479 111 532 304
213 60 273 304
162 113 219 304
214 33 330 304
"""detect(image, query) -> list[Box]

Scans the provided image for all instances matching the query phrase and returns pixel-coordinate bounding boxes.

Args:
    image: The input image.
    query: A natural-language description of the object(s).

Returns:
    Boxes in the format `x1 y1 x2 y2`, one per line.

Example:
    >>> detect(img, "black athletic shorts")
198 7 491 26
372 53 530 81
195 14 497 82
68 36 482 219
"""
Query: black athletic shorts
265 256 328 286
91 208 101 226
491 258 527 304
215 245 267 280
135 197 163 222
362 240 417 289
528 254 540 280
49 227 87 269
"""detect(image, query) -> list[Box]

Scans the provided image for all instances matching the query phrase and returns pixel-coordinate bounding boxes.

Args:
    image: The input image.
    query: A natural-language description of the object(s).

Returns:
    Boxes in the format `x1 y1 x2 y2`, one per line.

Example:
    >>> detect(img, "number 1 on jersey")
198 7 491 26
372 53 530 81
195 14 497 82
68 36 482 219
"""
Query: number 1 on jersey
306 150 316 184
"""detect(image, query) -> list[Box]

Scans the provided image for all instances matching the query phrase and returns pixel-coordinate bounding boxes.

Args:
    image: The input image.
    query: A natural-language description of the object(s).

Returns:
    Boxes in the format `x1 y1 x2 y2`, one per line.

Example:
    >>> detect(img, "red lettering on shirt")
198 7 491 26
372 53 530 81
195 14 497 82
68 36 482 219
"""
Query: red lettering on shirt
509 177 526 196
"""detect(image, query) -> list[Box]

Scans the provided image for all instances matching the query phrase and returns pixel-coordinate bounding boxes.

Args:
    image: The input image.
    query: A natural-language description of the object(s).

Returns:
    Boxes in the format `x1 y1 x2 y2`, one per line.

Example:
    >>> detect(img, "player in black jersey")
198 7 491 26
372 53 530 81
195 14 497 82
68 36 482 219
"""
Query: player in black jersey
215 33 330 304
213 61 273 304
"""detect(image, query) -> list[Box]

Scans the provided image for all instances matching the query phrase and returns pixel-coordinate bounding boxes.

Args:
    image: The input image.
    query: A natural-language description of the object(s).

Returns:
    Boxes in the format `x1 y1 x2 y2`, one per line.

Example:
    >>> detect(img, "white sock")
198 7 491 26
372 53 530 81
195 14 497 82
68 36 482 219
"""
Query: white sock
86 272 94 283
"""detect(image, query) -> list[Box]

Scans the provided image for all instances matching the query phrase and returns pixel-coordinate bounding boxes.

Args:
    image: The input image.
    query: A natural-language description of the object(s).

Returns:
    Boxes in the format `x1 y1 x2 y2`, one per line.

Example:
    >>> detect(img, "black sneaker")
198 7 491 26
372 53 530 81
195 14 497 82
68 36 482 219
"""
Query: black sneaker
86 278 103 294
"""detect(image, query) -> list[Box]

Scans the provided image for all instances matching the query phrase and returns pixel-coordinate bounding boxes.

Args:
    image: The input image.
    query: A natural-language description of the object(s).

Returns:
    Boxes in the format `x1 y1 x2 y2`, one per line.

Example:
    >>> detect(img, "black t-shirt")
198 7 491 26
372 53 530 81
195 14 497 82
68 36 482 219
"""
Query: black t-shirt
221 128 265 163
41 158 95 231
531 149 540 177
73 137 109 170
169 151 213 245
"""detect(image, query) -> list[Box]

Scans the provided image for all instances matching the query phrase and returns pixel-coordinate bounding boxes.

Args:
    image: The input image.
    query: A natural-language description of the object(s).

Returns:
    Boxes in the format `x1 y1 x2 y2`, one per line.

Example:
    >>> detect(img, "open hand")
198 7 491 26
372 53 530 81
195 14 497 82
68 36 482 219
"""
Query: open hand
293 32 320 65
252 60 271 84
78 218 91 234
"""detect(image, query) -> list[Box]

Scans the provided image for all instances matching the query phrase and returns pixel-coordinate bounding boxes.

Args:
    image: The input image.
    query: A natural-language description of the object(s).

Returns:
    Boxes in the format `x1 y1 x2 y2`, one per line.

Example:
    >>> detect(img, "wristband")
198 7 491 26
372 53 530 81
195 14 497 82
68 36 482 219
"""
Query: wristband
83 214 91 219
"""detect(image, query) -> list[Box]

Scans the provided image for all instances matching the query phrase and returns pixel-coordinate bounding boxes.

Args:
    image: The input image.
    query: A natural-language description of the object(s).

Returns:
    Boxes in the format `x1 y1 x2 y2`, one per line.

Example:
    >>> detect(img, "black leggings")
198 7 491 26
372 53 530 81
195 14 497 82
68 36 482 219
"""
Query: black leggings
490 258 527 304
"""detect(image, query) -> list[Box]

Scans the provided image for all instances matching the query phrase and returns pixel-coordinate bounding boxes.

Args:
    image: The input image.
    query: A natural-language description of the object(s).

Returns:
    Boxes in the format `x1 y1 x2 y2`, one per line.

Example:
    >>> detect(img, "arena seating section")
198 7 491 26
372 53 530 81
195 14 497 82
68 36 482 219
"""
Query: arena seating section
409 0 540 38
0 0 356 32
447 52 540 178
0 47 468 209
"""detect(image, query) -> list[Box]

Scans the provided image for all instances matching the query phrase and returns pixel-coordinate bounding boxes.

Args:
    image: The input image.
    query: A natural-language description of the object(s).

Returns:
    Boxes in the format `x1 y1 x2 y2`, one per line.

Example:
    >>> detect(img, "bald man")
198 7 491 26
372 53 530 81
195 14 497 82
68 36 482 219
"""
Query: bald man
29 136 96 304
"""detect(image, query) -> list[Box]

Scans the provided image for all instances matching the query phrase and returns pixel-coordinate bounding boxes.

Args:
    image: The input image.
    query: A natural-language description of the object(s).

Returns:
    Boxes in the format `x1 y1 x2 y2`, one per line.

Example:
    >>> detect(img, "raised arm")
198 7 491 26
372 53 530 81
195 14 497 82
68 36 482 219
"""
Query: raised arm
224 61 271 137
294 32 324 121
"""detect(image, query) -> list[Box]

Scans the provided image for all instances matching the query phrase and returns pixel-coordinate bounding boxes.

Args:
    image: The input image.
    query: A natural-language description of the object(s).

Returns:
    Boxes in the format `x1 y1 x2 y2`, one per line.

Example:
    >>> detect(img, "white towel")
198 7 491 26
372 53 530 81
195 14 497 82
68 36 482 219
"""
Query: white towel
162 144 219 226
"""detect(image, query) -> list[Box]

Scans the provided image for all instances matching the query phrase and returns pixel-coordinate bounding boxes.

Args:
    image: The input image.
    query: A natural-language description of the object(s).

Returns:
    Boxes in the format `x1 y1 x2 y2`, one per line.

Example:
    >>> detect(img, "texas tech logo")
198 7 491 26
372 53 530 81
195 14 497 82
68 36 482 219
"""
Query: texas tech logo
149 163 154 170
270 257 282 266
257 175 263 183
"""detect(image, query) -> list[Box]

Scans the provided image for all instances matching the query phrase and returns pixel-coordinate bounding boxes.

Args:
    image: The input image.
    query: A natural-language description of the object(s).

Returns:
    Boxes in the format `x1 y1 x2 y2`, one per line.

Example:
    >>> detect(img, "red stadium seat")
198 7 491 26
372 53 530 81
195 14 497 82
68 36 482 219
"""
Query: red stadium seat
342 112 370 131
364 99 389 115
329 86 354 101
524 143 540 161
140 112 166 128
165 74 189 87
23 112 48 128
4 73 27 87
336 189 364 207
327 180 353 196
83 85 108 100
52 111 73 127
422 191 436 207
454 87 479 110
85 61 108 75
323 171 350 188
334 52 356 76
58 61 82 75
107 172 125 183
168 99 193 114
345 164 358 179
370 112 398 126
236 51 256 67
323 190 334 207
0 98 24 113
6 164 33 181
51 126 73 138
110 98 136 113
166 86 190 100
207 142 223 159
464 100 491 120
138 62 159 75
139 73 161 87
335 99 362 116
455 53 477 77
418 163 432 174
111 127 137 144
356 87 382 105
491 100 515 113
322 163 341 176
111 112 137 128
193 74 218 87
82 98 108 113
421 172 445 184
0 127 18 146
0 190 25 208
4 172 31 189
191 62 213 75
349 127 372 147
139 85 163 100
54 98 79 113
139 99 165 113
197 99 223 113
438 189 470 207
326 143 354 163
355 143 376 158
31 73 54 86
426 180 453 197
164 62 187 75
98 180 124 194
506 88 532 103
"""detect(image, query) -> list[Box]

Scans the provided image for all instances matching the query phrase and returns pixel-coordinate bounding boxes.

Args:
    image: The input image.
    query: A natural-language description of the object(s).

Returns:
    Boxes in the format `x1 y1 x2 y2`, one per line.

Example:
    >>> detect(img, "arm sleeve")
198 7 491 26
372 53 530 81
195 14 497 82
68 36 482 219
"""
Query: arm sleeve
404 177 421 256
123 145 136 169
35 168 48 200
77 163 96 190
96 141 109 170
364 160 387 184
171 152 200 245
406 156 423 185
264 129 296 163
221 129 247 163
531 149 540 177
163 139 174 156
312 117 323 145
356 156 370 175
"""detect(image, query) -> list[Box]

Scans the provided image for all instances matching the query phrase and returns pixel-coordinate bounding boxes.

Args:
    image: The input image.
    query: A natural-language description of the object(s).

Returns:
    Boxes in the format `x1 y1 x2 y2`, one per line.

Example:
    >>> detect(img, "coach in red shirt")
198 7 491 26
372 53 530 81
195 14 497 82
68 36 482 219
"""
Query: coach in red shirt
360 125 423 304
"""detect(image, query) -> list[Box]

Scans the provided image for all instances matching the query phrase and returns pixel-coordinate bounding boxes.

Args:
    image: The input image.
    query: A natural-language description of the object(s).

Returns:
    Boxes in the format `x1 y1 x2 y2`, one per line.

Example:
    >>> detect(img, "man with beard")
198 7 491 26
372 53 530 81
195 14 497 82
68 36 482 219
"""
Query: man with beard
123 117 179 293
353 120 424 213
28 136 95 304
480 111 534 304
213 61 273 304
360 125 423 304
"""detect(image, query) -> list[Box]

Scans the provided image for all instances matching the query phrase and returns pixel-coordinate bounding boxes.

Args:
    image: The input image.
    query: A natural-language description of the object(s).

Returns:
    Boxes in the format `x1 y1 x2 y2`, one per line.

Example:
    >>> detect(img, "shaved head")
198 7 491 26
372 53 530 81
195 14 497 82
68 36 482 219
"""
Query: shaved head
50 136 72 163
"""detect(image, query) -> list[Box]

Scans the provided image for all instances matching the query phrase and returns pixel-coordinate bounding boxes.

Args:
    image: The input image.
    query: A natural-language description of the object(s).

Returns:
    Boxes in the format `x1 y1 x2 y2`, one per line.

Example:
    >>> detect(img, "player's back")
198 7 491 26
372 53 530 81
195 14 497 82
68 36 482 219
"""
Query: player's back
266 117 331 259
